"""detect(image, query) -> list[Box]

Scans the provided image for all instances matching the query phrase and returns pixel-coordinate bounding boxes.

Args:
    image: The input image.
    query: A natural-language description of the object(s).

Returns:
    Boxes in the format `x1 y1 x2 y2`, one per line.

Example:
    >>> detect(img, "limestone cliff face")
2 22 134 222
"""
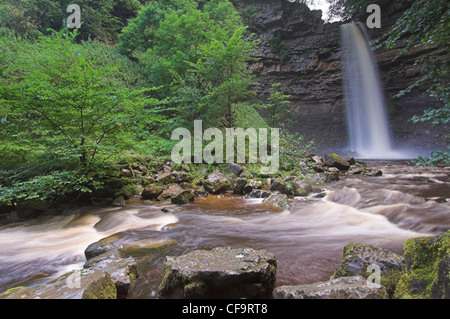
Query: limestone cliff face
235 0 447 155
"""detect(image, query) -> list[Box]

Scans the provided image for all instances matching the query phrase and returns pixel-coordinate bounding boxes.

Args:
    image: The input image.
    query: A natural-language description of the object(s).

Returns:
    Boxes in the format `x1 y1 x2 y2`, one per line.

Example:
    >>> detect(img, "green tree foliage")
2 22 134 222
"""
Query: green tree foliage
0 0 143 42
0 30 162 205
259 83 292 127
120 0 257 129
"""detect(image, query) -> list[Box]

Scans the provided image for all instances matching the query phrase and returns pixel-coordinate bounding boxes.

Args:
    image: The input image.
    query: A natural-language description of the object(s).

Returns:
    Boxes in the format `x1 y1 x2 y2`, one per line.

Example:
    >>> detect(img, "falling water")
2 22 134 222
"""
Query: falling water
340 23 403 159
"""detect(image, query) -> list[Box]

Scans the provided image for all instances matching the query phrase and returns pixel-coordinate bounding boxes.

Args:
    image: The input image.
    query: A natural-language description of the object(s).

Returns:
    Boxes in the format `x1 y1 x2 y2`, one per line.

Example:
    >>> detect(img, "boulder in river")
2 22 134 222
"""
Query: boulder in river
203 172 232 194
323 154 351 171
141 185 164 200
171 189 195 205
269 178 291 195
158 247 277 298
0 270 117 299
84 249 138 299
332 243 405 297
273 276 387 299
262 193 290 210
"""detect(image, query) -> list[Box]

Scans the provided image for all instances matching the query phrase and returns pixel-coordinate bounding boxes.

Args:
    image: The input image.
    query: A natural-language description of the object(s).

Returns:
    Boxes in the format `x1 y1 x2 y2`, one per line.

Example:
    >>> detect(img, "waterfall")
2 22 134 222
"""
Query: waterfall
340 22 400 159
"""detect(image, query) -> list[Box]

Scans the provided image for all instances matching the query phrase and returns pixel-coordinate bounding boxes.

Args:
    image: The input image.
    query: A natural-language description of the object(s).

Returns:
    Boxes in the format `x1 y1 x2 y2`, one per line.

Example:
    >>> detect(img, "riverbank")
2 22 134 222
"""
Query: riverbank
0 159 448 299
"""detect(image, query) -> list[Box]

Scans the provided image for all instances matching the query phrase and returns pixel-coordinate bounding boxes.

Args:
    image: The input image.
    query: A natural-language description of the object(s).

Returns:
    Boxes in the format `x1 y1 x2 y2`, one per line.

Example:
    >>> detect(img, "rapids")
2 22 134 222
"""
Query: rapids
0 161 448 298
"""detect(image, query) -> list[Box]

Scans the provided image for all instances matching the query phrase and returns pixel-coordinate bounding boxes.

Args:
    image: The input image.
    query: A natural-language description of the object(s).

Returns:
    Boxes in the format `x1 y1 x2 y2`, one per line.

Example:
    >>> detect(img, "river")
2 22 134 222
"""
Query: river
0 161 449 298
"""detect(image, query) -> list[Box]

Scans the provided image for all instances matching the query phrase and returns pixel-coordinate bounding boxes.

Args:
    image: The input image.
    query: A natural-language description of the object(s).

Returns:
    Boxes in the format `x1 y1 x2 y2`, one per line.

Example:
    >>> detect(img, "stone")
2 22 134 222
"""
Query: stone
141 185 164 200
248 189 271 198
324 170 340 183
85 233 127 260
394 230 450 299
242 179 264 194
233 178 248 195
119 238 178 259
156 172 175 184
157 184 185 201
158 247 277 298
83 249 138 299
344 156 356 165
273 276 387 299
364 170 383 177
269 178 292 196
203 172 232 194
0 270 117 299
173 171 193 183
291 178 313 197
171 190 195 205
228 163 243 176
323 154 351 171
332 244 405 297
262 193 290 210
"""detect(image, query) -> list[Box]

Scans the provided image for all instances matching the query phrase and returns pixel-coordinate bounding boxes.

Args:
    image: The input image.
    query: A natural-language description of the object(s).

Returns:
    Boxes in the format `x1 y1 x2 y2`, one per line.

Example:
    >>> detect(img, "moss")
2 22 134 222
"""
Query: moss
394 230 450 299
0 286 26 298
81 272 117 299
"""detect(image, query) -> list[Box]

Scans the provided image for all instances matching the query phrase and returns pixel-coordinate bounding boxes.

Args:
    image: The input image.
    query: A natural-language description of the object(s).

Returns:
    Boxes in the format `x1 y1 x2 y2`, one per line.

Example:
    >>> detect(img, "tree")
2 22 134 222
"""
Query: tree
0 29 160 169
260 83 292 128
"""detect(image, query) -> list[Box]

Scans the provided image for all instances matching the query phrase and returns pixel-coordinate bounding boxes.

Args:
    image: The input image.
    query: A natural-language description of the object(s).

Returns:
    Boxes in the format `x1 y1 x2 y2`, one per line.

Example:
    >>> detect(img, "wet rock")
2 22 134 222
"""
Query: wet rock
203 172 232 194
324 170 340 183
171 190 195 205
0 270 117 299
85 233 127 260
243 179 264 194
332 244 405 296
158 247 277 298
394 230 450 299
84 249 138 299
119 238 178 259
262 193 290 210
156 172 175 184
269 178 291 195
344 156 356 165
233 178 248 194
364 170 383 177
112 196 126 207
323 154 351 171
157 184 185 201
291 178 313 197
228 163 243 176
249 189 271 198
173 171 193 183
141 185 164 200
273 276 387 299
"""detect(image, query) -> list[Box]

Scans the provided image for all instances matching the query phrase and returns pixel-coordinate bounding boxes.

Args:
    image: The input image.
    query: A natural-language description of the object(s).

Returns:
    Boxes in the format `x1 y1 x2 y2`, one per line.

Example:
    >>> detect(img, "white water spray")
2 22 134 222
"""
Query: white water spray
340 23 408 159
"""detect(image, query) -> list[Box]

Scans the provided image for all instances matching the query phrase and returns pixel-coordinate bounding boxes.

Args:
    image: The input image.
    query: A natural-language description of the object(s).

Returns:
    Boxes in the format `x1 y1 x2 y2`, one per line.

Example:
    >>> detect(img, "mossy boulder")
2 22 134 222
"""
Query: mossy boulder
394 230 450 299
158 247 277 298
269 178 291 195
203 172 232 194
141 185 164 200
262 193 290 210
242 179 264 194
85 233 127 260
83 249 138 299
323 153 351 171
0 270 117 299
332 244 405 297
171 189 195 205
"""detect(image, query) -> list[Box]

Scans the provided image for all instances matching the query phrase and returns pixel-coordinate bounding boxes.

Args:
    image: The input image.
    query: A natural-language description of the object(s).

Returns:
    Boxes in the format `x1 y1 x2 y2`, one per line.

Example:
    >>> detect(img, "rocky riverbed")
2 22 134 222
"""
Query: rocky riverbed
0 157 449 299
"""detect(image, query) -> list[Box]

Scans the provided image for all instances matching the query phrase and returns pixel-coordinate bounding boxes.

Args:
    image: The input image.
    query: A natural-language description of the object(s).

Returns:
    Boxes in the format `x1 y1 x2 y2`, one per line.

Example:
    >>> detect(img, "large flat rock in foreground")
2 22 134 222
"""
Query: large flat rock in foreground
158 247 277 298
273 276 387 299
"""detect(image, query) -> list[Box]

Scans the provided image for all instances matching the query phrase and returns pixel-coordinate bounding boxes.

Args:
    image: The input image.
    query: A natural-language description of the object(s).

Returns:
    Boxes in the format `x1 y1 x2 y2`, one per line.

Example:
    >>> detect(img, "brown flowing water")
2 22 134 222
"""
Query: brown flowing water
0 161 449 298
